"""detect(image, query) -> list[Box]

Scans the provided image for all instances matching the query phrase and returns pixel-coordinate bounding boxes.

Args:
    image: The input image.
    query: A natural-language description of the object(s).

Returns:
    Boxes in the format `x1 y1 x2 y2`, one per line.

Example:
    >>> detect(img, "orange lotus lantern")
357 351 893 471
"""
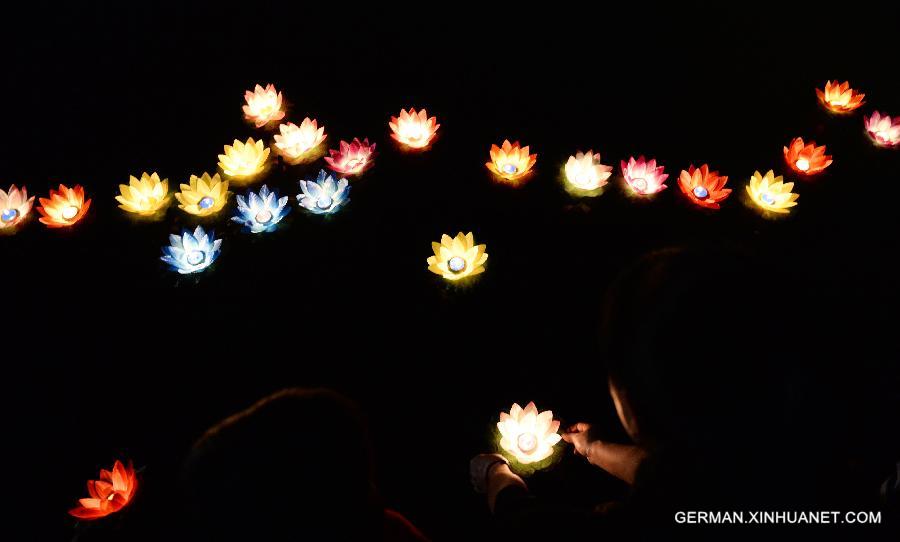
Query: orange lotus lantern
243 83 285 128
69 460 138 520
389 108 440 149
37 184 91 228
486 140 536 184
816 80 865 113
273 118 327 163
677 164 731 209
783 137 832 176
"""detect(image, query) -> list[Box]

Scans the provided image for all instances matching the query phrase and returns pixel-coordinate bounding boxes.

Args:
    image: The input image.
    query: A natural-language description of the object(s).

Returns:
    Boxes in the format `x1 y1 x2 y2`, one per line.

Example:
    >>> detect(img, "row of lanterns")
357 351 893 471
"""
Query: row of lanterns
3 81 895 279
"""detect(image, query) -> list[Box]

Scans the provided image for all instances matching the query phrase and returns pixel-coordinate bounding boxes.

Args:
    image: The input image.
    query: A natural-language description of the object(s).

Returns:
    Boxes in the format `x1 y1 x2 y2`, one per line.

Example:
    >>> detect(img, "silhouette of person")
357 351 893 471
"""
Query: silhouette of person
471 246 804 539
183 388 429 541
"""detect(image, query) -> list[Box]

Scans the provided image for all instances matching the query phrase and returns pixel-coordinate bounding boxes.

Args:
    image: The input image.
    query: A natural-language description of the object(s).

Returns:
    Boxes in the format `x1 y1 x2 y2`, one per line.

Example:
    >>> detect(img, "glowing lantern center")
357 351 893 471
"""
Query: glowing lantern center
403 124 425 141
199 196 215 210
876 129 890 140
107 493 116 501
795 159 810 172
316 196 333 210
760 192 776 205
187 250 206 266
61 205 79 220
448 256 466 273
1 209 17 222
631 178 647 192
255 210 273 224
831 95 849 107
692 186 709 199
346 158 365 172
516 432 538 454
502 163 518 175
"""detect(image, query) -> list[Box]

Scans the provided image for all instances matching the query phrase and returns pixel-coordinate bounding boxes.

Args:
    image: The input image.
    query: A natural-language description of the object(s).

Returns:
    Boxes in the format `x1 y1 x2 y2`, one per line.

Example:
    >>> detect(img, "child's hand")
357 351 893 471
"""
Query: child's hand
561 422 594 457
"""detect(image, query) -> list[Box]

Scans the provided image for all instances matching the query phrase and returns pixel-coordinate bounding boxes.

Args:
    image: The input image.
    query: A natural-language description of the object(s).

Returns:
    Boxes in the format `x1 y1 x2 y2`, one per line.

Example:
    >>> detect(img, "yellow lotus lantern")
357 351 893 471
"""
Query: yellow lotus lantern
273 118 327 164
426 232 487 281
218 138 269 181
389 108 439 149
115 172 170 215
242 83 285 127
497 402 561 465
486 140 536 184
175 173 230 216
745 170 799 215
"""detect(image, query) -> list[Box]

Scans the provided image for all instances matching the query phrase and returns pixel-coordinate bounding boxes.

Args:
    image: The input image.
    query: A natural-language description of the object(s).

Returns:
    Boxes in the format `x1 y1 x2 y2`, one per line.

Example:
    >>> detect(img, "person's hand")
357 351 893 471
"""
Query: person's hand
469 453 509 494
561 422 595 458
470 453 527 513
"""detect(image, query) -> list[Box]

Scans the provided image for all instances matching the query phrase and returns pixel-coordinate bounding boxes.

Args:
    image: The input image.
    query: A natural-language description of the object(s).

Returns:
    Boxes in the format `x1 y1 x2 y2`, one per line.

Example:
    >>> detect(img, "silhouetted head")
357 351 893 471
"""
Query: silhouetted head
182 388 378 540
600 246 790 469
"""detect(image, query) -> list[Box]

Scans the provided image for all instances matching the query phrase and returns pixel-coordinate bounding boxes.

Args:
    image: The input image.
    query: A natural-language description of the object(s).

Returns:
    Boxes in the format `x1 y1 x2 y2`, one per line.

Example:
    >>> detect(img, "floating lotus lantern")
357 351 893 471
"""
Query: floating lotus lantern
218 137 270 181
497 402 562 465
0 185 34 230
816 80 865 113
242 83 285 128
426 232 488 281
783 137 832 176
564 150 613 193
273 118 327 163
745 170 799 215
621 156 668 195
175 173 230 217
324 138 376 175
115 172 170 215
864 111 900 147
485 140 536 183
297 170 350 215
69 460 138 520
232 185 290 233
161 226 222 274
677 164 731 209
389 108 440 149
37 184 91 228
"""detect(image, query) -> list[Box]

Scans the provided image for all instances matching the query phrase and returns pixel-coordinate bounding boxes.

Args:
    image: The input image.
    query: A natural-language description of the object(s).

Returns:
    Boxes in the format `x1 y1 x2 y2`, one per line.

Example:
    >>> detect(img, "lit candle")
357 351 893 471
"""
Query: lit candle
324 138 376 175
243 83 286 128
564 150 612 193
621 156 668 195
677 164 731 209
115 172 170 215
389 108 440 149
68 460 138 520
864 111 900 147
486 140 536 184
218 138 270 181
816 80 865 113
161 226 222 274
745 170 799 215
0 185 34 230
426 232 488 281
175 173 230 216
497 402 561 464
783 137 832 176
37 184 91 228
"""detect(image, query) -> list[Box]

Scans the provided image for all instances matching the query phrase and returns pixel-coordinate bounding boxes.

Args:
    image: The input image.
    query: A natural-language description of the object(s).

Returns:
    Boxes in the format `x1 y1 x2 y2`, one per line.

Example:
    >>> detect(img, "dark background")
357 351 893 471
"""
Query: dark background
4 3 899 540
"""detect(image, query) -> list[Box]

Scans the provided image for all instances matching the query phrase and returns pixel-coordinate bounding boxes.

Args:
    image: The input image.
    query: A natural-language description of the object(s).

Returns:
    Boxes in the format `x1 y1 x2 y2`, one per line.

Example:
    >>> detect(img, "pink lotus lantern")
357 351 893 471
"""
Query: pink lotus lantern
324 138 376 175
621 156 668 195
864 111 900 147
